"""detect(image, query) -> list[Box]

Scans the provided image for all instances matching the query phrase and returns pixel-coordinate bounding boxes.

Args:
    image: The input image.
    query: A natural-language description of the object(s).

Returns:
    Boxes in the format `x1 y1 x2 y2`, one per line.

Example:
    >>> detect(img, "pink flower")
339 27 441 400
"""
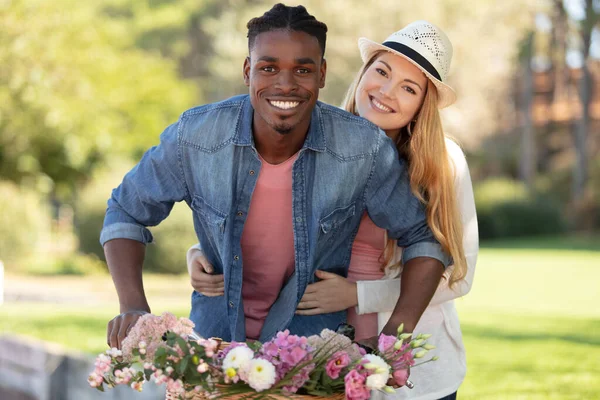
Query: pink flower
274 330 293 347
87 372 102 387
344 369 370 400
325 351 351 379
166 378 184 394
378 334 397 353
261 342 280 358
392 369 409 387
280 346 308 365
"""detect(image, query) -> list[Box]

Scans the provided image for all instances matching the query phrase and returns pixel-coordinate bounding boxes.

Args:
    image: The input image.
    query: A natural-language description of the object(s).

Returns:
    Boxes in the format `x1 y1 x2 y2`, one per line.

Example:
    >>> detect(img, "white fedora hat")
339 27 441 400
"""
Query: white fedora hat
358 21 456 108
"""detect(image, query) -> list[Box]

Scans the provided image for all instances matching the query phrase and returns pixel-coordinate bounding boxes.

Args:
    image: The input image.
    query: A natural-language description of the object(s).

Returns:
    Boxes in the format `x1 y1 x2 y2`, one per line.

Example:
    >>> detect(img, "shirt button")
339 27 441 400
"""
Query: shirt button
237 211 244 217
249 170 255 175
229 301 234 308
234 255 239 261
295 217 302 222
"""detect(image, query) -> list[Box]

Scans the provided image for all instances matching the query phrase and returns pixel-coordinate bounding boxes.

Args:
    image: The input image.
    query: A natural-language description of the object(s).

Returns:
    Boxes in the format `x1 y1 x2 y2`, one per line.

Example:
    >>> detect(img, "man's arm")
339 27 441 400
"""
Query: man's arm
364 134 449 337
102 122 189 348
379 258 443 335
105 239 150 349
106 239 149 313
356 140 479 315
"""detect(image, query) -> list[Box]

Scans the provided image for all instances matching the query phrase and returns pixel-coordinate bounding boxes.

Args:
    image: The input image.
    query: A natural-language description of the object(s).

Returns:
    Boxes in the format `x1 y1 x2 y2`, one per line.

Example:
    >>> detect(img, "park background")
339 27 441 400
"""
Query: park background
1 0 599 399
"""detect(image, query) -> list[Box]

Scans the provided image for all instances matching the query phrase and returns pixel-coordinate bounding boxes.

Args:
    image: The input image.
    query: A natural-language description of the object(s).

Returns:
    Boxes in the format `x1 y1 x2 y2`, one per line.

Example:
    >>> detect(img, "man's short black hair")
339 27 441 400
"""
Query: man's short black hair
247 3 328 57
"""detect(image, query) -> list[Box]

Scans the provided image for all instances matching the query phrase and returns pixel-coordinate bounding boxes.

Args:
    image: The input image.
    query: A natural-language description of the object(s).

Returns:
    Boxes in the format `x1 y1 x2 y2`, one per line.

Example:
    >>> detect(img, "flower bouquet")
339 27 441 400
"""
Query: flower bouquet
89 312 437 399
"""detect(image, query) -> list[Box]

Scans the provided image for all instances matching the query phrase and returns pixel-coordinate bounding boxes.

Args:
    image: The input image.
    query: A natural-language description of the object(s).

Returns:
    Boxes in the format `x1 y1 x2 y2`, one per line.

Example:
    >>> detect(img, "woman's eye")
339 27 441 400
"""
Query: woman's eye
375 68 387 77
404 86 416 95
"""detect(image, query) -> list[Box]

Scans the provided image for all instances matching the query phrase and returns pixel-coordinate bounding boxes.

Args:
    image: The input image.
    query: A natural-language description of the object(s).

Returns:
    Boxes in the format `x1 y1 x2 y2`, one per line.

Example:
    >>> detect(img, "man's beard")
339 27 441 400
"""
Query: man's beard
274 122 293 135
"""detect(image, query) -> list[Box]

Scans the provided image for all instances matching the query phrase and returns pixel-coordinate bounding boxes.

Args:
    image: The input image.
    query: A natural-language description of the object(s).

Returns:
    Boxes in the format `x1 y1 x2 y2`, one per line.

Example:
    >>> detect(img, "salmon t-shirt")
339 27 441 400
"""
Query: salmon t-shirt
240 153 298 339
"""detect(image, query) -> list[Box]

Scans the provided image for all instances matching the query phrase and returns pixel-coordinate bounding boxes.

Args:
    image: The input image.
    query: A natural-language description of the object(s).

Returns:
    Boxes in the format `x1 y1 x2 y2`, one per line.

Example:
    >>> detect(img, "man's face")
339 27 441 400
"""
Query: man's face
244 29 326 136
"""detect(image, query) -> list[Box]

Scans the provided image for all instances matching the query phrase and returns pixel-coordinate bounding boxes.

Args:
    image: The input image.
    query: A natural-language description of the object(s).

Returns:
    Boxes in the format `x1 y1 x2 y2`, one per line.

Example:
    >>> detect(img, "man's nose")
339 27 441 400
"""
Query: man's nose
275 70 298 93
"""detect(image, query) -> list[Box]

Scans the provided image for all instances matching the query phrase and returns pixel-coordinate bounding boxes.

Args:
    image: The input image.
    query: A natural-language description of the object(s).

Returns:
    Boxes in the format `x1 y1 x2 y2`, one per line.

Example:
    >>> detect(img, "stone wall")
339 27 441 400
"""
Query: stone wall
0 335 165 400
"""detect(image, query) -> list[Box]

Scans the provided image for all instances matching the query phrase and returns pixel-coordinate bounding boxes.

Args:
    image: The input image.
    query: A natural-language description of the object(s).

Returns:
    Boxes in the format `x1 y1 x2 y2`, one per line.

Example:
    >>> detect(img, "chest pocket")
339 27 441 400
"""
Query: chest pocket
319 203 356 235
191 195 227 234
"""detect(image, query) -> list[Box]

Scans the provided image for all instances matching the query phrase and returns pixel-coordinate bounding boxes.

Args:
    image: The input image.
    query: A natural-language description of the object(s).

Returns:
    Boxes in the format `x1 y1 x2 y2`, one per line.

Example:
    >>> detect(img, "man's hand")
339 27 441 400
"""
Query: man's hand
296 270 357 315
189 249 224 296
107 310 148 349
356 335 379 353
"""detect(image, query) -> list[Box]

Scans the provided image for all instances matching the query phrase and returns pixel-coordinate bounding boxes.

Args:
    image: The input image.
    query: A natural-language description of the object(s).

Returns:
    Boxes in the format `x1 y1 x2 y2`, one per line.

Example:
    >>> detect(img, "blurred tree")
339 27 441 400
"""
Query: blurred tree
573 0 598 200
550 0 569 104
98 0 261 101
518 30 536 190
0 0 196 201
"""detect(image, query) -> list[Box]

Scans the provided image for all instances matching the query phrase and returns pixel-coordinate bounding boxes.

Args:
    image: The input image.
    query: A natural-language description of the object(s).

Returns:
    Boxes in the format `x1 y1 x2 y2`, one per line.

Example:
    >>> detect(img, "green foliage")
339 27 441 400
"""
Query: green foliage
0 180 51 268
25 253 108 276
1 0 196 199
475 178 565 239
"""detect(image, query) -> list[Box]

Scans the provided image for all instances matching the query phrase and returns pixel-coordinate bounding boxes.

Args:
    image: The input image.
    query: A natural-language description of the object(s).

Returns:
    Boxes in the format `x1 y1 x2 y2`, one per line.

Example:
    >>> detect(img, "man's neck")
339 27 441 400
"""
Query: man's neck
252 116 310 165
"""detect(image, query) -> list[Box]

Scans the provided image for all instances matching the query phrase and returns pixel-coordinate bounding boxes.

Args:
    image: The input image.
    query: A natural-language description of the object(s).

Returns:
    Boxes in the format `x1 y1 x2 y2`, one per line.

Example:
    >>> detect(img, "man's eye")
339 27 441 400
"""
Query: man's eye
261 66 276 72
297 68 311 74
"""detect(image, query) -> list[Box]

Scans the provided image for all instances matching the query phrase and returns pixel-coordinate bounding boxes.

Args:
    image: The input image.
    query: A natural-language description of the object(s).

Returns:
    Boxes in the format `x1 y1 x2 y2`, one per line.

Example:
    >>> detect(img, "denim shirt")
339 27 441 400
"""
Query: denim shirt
101 95 450 342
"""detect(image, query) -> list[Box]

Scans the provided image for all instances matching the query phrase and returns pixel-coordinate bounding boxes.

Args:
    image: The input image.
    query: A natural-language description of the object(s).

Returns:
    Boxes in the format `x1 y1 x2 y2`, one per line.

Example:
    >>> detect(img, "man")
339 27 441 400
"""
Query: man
103 4 449 348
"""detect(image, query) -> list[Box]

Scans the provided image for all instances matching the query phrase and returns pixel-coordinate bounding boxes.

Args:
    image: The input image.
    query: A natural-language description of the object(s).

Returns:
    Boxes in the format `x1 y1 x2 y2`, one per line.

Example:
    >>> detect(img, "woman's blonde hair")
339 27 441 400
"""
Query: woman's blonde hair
342 51 466 288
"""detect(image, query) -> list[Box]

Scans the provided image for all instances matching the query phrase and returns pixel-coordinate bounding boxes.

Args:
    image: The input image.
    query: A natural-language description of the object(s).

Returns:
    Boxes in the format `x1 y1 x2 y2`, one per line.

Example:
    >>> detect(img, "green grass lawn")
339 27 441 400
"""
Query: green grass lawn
1 235 599 399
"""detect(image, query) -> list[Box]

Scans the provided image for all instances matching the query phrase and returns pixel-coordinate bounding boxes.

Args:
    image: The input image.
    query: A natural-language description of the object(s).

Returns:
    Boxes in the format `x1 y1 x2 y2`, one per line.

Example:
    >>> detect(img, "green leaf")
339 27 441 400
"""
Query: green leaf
178 356 189 375
175 336 190 355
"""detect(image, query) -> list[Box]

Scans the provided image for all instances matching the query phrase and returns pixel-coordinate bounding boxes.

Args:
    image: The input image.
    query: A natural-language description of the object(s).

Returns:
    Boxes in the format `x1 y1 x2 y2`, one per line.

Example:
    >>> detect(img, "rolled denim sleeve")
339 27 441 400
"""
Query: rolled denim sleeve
100 122 189 246
364 134 451 267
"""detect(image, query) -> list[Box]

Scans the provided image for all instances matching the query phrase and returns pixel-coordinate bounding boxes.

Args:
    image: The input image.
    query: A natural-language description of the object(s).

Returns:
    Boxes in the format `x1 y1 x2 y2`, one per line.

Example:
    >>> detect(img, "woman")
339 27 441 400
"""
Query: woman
188 21 478 400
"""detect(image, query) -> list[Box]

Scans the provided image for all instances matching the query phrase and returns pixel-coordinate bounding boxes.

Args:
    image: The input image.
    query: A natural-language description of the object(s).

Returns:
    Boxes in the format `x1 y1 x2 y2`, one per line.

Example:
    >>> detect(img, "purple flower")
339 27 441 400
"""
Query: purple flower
280 346 308 365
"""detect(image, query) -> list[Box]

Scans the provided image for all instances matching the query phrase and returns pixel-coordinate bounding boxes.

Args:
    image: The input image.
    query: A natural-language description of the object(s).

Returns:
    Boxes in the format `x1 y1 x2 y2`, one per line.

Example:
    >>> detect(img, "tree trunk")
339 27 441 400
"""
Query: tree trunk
573 0 596 201
519 32 535 189
551 0 569 104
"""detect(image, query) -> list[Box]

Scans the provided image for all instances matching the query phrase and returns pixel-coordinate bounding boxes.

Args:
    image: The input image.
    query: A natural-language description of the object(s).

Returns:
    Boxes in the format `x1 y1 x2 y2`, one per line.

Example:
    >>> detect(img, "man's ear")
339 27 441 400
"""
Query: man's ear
243 57 251 87
319 58 327 89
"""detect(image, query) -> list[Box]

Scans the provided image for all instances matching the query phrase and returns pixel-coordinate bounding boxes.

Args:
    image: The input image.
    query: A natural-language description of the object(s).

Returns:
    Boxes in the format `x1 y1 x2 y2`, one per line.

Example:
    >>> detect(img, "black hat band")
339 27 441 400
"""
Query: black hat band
382 41 442 81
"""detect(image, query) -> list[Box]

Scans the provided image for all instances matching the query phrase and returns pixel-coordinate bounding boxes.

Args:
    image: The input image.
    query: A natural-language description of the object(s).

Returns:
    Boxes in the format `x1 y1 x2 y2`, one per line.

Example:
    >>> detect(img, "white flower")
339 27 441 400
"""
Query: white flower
362 354 391 390
366 373 388 390
246 358 276 392
223 346 255 372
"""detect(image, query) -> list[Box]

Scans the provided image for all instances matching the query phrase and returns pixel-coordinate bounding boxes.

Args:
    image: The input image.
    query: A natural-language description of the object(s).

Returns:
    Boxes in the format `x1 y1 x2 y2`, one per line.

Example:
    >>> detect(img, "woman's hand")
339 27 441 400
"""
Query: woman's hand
296 270 358 315
188 249 224 296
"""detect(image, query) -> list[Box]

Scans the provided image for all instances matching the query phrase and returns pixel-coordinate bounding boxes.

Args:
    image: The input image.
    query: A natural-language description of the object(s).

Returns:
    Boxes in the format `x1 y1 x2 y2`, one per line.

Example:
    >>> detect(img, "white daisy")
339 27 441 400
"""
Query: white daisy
222 346 255 372
247 358 276 392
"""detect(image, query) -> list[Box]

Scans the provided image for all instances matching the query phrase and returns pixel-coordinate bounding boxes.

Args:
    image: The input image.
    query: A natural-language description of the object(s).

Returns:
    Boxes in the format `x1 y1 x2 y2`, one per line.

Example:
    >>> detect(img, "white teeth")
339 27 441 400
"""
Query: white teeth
371 97 392 112
270 100 300 110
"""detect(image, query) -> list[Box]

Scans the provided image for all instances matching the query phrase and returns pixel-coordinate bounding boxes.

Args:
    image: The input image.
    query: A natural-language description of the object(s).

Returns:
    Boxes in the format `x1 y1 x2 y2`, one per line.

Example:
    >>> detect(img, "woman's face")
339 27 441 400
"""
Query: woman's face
355 52 428 138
